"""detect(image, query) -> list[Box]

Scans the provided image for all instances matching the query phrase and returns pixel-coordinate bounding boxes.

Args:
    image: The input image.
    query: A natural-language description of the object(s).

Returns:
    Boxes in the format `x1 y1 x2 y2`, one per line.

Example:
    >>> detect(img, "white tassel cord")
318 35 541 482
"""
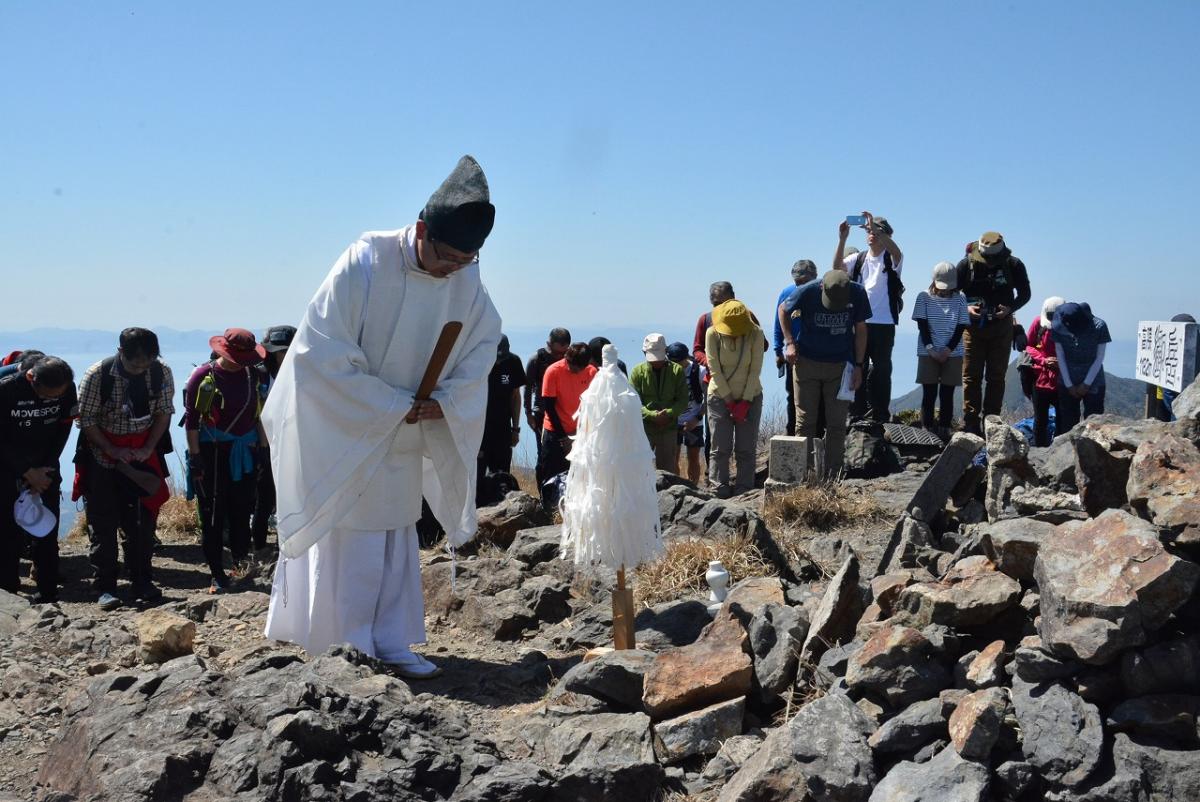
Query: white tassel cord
560 345 664 572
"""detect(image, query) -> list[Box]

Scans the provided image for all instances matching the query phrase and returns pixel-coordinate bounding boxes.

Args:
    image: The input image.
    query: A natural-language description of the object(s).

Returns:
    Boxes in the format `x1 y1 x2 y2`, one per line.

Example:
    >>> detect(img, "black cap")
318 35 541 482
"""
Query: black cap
419 155 495 253
666 342 690 362
262 325 297 353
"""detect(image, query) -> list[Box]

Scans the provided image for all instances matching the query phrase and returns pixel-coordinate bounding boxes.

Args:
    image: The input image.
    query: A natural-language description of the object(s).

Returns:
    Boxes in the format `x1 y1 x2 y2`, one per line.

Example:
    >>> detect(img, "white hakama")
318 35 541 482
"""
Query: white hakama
264 525 425 661
260 225 500 659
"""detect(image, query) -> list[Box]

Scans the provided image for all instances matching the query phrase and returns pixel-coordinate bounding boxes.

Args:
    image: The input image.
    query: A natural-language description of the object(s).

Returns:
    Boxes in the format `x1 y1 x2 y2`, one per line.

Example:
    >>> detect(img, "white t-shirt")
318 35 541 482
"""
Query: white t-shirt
843 250 903 325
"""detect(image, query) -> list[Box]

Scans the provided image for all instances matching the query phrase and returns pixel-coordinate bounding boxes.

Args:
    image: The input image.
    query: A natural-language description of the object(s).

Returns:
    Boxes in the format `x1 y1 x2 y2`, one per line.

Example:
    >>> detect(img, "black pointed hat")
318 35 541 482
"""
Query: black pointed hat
419 155 495 253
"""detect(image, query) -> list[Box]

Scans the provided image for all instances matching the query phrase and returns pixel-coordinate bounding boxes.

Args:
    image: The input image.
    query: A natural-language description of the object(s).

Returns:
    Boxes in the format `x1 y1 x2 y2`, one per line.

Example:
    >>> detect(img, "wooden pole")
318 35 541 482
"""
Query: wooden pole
612 565 636 650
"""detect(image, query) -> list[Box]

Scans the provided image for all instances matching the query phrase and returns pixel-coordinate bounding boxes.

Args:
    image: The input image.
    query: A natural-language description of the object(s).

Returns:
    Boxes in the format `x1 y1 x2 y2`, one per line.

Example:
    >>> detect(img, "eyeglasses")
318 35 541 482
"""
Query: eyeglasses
430 238 479 267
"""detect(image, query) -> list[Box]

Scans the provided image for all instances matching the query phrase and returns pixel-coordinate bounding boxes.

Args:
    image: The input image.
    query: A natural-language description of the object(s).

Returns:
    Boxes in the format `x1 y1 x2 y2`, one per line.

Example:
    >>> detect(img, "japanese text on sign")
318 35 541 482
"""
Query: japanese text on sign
1136 321 1198 393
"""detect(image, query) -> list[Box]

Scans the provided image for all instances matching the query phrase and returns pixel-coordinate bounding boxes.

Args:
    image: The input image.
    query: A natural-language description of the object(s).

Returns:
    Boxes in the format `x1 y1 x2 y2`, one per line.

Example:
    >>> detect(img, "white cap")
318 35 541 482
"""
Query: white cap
14 490 55 538
642 333 668 363
932 261 958 291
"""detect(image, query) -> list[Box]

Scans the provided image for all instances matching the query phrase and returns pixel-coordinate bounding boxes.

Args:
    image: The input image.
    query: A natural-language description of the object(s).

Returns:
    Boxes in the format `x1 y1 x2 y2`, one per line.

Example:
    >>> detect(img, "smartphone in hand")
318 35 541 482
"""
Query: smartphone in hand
845 215 867 226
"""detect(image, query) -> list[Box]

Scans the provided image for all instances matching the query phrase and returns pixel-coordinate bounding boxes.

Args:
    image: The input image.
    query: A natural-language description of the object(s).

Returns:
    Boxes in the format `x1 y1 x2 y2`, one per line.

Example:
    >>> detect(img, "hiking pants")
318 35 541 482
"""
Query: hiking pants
784 361 796 436
794 356 849 478
1057 385 1105 437
540 430 571 485
644 424 679 473
85 463 155 594
1032 388 1058 447
708 394 762 496
196 442 255 582
962 318 1012 432
251 449 275 551
921 384 956 431
852 324 895 423
0 478 60 597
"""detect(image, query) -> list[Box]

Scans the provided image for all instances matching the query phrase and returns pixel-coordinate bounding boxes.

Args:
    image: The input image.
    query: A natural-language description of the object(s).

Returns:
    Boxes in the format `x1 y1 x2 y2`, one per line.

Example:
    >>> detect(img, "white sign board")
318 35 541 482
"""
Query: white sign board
1136 321 1199 393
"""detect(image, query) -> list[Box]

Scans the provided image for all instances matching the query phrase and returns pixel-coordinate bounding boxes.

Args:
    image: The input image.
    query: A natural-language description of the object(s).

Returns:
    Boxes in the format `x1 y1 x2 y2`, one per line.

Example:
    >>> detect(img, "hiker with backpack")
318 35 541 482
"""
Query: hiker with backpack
185 329 269 593
956 231 1032 435
834 212 904 423
1051 302 1111 435
1023 297 1064 447
630 333 690 473
76 328 175 610
250 324 295 553
780 271 870 479
477 334 526 506
0 356 76 603
668 341 707 484
912 262 970 439
524 327 571 493
706 300 765 498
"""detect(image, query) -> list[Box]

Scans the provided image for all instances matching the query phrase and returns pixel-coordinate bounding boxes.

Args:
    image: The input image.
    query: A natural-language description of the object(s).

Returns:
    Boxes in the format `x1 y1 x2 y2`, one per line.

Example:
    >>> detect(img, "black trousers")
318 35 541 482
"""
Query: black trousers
1057 385 1105 437
530 420 547 492
196 442 255 581
85 463 155 594
920 384 956 430
0 479 60 597
784 362 796 437
1032 387 1057 447
852 324 895 423
251 450 275 551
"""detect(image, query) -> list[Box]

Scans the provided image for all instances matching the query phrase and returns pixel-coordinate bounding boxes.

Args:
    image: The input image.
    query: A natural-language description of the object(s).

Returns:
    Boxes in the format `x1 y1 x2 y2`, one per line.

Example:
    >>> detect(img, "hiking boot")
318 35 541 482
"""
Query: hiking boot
231 558 258 581
208 576 230 595
98 593 121 611
134 584 163 603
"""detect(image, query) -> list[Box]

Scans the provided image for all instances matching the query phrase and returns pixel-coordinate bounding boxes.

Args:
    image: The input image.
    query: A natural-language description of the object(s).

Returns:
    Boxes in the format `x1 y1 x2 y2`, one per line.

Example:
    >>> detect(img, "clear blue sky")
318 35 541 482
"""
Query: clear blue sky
2 2 1197 350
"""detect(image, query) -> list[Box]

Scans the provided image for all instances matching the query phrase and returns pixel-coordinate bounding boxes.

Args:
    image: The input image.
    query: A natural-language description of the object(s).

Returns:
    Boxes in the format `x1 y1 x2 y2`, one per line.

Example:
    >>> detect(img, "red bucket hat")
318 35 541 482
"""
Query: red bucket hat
210 328 266 367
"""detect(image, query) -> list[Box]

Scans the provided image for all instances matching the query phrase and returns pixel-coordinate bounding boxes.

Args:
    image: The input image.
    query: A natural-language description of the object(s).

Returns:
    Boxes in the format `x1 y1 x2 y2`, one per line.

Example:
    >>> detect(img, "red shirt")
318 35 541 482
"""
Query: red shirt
541 361 597 435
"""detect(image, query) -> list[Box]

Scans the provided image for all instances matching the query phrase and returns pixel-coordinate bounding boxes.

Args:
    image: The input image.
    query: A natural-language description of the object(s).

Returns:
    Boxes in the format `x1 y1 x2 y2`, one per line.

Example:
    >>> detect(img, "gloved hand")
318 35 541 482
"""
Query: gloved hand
1012 322 1027 352
186 452 205 501
729 399 751 425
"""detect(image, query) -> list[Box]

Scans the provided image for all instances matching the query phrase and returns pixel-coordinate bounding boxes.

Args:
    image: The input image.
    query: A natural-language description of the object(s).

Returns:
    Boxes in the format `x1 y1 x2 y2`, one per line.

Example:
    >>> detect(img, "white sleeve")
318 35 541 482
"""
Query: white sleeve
1084 342 1106 386
1056 342 1073 387
841 254 857 271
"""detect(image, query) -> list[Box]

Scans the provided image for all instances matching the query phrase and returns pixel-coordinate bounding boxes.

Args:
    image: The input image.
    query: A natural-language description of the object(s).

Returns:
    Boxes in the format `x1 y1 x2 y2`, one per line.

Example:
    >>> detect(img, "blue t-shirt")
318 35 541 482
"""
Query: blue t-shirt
1058 314 1112 389
773 283 804 356
782 281 872 363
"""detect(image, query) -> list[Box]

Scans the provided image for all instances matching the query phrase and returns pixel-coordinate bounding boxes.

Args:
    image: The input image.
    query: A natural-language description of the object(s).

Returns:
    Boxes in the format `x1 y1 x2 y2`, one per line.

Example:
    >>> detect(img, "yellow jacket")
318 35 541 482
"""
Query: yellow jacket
706 325 764 401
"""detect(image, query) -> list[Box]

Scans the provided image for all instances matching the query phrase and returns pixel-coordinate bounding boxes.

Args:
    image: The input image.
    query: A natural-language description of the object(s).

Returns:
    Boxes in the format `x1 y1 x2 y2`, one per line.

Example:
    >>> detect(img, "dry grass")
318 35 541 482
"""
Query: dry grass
156 491 201 540
511 463 538 497
634 533 776 607
763 481 886 532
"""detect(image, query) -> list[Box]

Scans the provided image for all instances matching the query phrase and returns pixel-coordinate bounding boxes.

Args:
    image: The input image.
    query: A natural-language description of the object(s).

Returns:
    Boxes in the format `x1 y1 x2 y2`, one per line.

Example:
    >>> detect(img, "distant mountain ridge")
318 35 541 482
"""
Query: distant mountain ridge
889 360 1147 420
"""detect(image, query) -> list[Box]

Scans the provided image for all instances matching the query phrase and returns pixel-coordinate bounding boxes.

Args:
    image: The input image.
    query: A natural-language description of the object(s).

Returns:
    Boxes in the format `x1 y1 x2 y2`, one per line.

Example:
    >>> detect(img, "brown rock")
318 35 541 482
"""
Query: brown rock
1035 509 1200 665
871 571 919 615
948 687 1007 760
135 610 196 664
722 577 785 625
845 625 949 708
642 608 752 720
1127 433 1200 541
893 567 1021 630
475 491 550 548
964 640 1007 689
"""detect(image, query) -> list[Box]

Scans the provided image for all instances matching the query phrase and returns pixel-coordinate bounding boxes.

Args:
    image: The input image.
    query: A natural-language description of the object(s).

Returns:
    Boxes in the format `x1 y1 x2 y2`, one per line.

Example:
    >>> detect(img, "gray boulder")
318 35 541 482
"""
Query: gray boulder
553 650 656 711
867 697 952 756
1120 634 1200 696
718 694 877 802
1010 677 1103 789
867 746 989 802
748 602 809 704
1035 509 1200 665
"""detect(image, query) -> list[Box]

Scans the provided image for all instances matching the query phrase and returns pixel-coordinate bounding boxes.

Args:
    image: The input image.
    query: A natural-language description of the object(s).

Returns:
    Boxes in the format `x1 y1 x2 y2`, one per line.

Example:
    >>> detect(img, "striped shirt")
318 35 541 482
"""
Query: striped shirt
912 291 969 357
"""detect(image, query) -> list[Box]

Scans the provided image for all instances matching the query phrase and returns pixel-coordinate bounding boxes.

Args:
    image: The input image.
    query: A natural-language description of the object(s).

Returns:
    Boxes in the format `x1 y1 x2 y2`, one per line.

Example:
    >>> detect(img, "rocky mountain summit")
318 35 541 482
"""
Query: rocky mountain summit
5 381 1200 801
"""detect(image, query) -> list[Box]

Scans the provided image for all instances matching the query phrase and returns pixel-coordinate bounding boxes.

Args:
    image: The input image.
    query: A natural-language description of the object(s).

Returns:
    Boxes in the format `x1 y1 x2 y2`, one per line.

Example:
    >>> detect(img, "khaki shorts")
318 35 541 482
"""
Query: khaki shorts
916 355 964 386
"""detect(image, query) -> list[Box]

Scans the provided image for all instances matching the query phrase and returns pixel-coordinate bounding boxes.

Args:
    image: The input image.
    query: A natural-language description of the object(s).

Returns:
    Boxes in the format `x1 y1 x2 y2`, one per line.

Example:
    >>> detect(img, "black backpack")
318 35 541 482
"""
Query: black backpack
1016 323 1042 400
842 420 902 479
852 251 905 324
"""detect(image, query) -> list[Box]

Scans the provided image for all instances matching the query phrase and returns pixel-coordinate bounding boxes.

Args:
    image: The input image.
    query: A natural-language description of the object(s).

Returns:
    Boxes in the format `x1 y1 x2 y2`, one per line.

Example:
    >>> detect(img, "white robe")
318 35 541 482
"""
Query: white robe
263 224 500 656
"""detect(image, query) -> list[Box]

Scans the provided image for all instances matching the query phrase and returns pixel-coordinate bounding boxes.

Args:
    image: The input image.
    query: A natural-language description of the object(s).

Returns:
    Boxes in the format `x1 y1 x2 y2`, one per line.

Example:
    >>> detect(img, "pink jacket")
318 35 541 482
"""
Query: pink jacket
1025 321 1059 392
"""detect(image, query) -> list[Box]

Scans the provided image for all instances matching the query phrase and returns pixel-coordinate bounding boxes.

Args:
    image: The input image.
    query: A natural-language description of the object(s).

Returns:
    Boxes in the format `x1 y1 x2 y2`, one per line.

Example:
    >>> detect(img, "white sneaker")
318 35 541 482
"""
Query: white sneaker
385 651 442 679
